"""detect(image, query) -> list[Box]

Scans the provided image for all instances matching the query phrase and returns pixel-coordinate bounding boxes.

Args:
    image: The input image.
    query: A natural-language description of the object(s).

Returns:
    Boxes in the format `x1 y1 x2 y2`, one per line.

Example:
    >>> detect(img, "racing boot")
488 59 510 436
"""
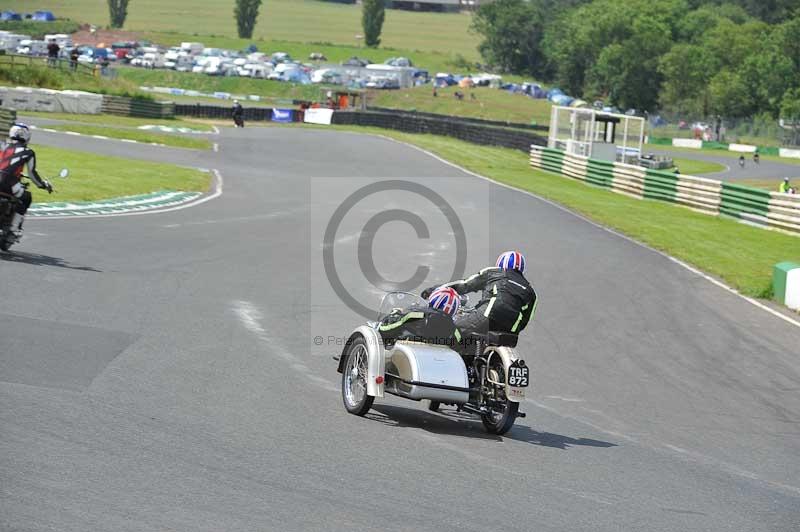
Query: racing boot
11 213 24 242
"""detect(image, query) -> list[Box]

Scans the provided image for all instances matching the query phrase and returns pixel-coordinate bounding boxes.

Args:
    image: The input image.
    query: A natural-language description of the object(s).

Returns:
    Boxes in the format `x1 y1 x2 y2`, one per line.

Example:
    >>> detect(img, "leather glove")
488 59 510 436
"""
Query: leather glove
44 180 53 193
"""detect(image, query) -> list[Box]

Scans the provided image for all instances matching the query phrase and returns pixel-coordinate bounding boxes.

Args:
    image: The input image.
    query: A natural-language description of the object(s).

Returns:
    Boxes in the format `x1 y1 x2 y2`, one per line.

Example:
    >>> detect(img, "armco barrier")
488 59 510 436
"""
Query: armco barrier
0 108 16 136
101 95 175 119
174 103 284 122
530 145 800 234
174 105 547 152
331 110 546 152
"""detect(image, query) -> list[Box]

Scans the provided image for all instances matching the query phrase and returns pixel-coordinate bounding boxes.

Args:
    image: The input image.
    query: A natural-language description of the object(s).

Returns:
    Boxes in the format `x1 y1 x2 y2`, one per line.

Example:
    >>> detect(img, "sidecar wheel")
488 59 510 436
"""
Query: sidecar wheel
481 400 519 435
341 337 374 416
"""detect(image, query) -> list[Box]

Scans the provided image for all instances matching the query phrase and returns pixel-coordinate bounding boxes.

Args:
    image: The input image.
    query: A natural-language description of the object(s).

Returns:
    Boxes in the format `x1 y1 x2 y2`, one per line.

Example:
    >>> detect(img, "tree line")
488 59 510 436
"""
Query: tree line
472 0 800 121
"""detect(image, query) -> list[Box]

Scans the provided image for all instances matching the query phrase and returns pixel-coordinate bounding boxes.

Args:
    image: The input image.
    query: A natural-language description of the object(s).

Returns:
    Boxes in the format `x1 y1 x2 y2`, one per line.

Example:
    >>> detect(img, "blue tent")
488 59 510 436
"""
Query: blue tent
1 11 22 21
32 11 56 21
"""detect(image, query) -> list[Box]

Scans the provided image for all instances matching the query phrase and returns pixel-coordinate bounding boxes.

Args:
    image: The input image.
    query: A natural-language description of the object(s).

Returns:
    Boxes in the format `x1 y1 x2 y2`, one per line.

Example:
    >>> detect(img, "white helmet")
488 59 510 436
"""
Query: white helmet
8 123 31 144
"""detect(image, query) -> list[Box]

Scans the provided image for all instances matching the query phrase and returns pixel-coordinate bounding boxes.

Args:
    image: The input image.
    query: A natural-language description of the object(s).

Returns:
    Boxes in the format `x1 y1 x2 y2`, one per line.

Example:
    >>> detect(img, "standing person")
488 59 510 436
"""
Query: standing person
231 100 244 128
46 40 59 67
779 178 791 193
69 48 79 72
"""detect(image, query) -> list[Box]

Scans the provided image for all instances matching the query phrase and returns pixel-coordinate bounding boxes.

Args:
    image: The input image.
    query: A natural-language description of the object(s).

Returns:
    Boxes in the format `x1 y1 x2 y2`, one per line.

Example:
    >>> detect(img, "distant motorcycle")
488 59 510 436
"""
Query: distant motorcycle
0 169 68 252
335 291 529 435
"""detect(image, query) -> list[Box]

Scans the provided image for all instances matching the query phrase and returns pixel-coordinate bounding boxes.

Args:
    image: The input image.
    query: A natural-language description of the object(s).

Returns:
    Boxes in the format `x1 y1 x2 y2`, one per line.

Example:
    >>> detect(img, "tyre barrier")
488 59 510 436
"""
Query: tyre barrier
529 145 800 235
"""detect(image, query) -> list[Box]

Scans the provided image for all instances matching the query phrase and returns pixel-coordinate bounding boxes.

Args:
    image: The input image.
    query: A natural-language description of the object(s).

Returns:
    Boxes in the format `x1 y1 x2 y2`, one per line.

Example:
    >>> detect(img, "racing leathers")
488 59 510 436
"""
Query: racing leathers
0 143 51 234
425 267 537 348
378 304 460 348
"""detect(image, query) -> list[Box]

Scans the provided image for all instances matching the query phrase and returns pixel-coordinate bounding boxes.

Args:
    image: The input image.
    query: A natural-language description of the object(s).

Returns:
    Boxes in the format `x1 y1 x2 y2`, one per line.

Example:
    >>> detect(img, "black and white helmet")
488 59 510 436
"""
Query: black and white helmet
8 123 31 144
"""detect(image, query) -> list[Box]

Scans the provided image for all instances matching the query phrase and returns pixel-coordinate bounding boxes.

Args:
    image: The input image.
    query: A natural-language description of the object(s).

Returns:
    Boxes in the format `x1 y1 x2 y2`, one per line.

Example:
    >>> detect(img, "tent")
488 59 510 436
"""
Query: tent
1 11 22 21
32 11 56 21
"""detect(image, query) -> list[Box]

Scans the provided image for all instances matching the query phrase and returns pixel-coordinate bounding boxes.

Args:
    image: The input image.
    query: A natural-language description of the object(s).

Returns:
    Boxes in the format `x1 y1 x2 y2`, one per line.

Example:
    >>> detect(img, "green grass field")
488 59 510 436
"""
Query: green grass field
20 111 215 131
45 124 212 149
0 0 478 59
670 157 725 175
370 85 551 125
306 124 798 299
32 145 211 202
0 63 147 98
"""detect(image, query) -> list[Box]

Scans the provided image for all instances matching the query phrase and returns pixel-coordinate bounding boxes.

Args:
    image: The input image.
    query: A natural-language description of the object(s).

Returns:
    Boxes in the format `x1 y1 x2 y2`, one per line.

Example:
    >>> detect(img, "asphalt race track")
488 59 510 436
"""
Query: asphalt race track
2 126 800 532
647 147 800 181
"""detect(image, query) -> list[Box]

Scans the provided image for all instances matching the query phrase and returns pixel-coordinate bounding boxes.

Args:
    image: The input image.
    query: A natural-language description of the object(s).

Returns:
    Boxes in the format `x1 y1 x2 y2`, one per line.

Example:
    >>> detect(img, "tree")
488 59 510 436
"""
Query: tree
234 0 262 39
708 70 753 117
107 0 129 28
362 0 385 48
658 44 717 115
781 88 800 145
471 0 547 77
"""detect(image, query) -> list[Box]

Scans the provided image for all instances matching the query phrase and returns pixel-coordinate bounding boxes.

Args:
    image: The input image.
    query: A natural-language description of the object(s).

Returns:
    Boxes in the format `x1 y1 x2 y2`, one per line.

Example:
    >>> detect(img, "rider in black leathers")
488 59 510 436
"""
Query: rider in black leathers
0 124 52 238
422 252 537 350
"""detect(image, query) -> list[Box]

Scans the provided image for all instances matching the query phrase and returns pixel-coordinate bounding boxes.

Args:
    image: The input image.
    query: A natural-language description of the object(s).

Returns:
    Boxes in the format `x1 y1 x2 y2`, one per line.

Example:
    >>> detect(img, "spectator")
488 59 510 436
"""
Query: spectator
432 86 437 98
69 48 79 72
779 177 791 193
46 40 59 67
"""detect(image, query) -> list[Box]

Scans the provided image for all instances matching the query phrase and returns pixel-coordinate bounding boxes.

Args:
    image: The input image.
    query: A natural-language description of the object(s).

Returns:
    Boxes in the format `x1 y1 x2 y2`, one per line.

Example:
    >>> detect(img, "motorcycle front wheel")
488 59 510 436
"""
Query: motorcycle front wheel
341 337 374 416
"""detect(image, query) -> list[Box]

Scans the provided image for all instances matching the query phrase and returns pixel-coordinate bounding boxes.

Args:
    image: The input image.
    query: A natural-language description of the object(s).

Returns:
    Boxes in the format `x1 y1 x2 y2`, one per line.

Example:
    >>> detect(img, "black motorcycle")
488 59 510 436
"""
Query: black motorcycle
0 170 68 252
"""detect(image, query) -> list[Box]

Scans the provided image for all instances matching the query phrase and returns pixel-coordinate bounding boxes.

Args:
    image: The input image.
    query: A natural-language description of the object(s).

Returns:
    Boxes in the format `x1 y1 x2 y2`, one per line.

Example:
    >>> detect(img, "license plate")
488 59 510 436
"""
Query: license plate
507 361 529 387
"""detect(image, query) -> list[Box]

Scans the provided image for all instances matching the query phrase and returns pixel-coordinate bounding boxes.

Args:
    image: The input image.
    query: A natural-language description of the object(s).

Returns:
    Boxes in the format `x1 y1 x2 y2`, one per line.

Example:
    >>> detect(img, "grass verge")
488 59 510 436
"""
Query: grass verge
670 157 726 175
314 125 798 298
45 124 212 149
370 85 551 125
20 111 215 131
646 143 800 166
32 145 211 202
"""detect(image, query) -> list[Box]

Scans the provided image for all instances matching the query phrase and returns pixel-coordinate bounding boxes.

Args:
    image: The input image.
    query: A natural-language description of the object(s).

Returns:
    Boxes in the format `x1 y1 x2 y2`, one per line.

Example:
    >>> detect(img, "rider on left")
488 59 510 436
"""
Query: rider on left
0 123 52 239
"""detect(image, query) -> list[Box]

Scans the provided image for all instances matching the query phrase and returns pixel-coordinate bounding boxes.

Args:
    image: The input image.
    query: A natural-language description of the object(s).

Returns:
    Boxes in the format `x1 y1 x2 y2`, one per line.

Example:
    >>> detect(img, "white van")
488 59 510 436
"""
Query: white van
180 42 204 56
44 33 72 48
16 40 47 56
0 33 30 52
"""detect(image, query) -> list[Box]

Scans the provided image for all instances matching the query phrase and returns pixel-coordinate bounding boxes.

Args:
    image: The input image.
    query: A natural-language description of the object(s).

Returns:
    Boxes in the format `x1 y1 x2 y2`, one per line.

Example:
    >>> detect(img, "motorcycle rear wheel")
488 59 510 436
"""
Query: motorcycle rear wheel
481 400 519 435
341 337 374 416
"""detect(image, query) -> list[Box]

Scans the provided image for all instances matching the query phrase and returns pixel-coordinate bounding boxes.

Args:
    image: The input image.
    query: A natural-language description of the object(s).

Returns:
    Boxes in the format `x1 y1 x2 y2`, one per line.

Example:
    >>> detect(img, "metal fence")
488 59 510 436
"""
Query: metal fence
0 53 98 78
647 114 800 148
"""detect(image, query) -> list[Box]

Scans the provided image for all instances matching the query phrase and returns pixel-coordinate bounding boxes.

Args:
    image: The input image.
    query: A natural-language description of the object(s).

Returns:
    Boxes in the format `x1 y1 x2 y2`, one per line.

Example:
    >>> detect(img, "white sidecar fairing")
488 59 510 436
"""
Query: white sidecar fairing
385 342 469 404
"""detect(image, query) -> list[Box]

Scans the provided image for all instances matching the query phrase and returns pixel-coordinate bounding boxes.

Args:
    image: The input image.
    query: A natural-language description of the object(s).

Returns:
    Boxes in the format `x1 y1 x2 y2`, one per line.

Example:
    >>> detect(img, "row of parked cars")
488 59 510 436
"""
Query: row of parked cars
116 42 431 88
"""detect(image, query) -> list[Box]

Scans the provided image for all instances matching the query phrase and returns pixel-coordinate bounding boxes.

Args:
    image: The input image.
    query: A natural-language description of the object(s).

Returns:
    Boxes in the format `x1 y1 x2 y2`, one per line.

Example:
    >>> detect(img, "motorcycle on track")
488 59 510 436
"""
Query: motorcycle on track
0 169 68 252
335 291 530 435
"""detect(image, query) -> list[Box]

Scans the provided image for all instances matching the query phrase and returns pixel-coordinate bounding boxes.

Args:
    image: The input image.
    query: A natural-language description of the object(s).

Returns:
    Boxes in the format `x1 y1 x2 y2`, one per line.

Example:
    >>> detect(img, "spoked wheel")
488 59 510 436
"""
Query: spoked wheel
341 337 374 416
481 361 519 435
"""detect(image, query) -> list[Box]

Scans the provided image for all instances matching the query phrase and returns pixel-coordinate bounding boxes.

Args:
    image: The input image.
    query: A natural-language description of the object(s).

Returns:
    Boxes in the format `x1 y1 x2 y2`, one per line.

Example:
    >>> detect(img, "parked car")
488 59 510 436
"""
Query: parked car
237 62 272 78
16 39 46 56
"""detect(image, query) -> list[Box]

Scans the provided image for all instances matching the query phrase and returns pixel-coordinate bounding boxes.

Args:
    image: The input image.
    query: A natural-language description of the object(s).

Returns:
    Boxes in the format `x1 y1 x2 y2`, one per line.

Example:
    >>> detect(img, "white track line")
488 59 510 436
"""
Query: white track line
212 125 220 135
375 134 800 330
35 169 224 220
213 142 219 152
